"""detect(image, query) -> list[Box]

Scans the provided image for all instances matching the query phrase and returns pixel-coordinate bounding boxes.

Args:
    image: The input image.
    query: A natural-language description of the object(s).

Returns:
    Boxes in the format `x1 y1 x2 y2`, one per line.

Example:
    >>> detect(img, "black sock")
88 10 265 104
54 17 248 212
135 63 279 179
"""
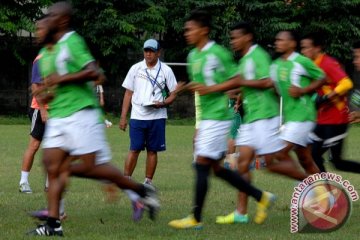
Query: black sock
47 217 61 228
193 163 211 222
215 167 262 202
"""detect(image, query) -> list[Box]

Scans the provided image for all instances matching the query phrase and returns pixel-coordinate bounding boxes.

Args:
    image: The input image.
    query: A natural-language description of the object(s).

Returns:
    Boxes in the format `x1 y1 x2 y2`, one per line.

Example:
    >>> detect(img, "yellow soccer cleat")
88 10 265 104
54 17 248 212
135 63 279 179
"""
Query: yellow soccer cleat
168 215 203 229
216 211 249 224
254 191 276 224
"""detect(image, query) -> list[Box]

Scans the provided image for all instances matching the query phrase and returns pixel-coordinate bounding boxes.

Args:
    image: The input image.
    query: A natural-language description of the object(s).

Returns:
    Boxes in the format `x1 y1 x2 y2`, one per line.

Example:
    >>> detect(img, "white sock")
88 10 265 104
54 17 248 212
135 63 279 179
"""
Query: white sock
45 174 49 188
144 177 152 185
59 198 65 215
125 190 140 202
20 171 30 185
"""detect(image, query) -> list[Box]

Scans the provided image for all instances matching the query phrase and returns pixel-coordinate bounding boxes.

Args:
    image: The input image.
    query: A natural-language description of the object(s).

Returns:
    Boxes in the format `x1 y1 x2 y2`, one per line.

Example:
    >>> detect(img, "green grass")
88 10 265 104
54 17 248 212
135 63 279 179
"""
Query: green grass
0 124 359 239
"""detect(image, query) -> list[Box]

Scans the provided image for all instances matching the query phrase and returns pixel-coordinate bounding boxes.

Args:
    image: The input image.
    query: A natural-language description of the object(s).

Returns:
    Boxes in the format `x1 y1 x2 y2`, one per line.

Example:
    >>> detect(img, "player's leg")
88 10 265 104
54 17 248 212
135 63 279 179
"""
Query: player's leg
330 133 360 173
309 124 329 172
216 146 254 224
19 108 44 193
295 145 320 175
168 120 224 229
269 144 308 180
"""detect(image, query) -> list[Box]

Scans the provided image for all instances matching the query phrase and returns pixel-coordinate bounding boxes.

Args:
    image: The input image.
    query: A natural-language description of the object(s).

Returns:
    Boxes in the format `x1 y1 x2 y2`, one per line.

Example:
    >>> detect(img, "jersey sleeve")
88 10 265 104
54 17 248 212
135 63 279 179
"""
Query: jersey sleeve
31 60 42 84
322 57 348 83
68 34 94 70
255 52 271 80
219 49 238 80
302 57 324 81
186 52 194 82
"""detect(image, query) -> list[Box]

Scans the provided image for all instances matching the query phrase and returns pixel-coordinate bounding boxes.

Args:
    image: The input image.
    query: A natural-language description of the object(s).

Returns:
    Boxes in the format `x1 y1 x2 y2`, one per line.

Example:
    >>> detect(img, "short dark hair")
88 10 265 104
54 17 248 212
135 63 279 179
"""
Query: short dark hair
230 21 254 35
354 41 360 49
186 9 212 29
283 30 299 42
302 32 325 48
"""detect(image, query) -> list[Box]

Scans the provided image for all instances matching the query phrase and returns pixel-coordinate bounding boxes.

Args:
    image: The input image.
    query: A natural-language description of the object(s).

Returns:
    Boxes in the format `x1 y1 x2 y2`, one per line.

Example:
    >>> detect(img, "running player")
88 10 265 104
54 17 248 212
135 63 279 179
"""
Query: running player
271 30 325 175
168 10 275 230
27 2 159 236
301 33 360 173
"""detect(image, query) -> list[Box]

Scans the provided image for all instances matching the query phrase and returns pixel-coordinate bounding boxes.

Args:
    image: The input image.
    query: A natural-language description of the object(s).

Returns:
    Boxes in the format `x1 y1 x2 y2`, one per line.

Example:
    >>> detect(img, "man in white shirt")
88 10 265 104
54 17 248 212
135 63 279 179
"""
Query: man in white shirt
119 39 177 185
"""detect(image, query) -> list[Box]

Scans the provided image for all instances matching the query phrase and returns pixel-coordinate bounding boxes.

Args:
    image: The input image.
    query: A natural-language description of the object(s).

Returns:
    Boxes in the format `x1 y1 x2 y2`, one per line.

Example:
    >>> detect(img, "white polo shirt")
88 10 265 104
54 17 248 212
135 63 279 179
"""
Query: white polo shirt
122 59 177 120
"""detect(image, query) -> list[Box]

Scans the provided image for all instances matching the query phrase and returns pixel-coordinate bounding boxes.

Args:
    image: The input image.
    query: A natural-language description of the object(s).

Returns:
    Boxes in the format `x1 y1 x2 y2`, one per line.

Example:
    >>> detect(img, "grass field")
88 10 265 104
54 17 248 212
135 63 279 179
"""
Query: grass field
0 122 360 239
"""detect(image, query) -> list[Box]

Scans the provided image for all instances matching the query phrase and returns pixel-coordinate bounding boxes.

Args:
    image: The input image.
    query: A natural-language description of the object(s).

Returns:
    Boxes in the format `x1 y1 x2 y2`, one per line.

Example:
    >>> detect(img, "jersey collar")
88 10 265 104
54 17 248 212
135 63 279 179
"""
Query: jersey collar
287 52 299 61
200 41 215 52
243 44 257 57
58 31 75 43
314 53 325 66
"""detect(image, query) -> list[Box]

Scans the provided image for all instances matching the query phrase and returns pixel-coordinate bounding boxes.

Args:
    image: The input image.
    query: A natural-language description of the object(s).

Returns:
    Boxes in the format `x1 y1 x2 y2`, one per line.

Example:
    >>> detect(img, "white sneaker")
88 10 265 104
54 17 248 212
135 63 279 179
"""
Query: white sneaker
19 182 32 193
105 119 113 128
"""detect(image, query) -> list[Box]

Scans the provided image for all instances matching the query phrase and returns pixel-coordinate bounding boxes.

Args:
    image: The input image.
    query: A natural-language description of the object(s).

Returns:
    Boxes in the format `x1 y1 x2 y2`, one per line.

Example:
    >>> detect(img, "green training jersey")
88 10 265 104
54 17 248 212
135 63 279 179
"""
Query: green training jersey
239 44 279 123
187 42 237 121
39 31 98 118
271 52 324 122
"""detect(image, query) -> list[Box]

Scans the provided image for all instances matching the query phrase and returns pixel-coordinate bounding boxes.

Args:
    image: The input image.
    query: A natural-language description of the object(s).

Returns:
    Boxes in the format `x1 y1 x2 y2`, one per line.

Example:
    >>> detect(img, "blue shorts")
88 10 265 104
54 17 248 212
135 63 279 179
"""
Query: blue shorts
129 119 166 152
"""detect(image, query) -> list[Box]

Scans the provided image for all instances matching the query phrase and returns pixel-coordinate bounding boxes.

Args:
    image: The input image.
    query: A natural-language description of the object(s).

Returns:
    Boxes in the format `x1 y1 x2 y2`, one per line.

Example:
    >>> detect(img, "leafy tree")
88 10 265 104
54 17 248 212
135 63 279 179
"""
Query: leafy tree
71 0 166 75
0 0 52 64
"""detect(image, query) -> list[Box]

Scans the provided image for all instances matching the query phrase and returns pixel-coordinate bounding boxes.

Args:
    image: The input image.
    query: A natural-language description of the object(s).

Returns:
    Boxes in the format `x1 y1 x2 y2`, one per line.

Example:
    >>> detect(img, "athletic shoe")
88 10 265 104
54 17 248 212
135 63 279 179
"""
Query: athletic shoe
19 182 32 193
132 200 145 222
144 179 152 185
142 184 160 221
26 223 63 236
168 215 203 229
30 209 67 221
105 119 113 128
215 211 249 224
254 191 276 224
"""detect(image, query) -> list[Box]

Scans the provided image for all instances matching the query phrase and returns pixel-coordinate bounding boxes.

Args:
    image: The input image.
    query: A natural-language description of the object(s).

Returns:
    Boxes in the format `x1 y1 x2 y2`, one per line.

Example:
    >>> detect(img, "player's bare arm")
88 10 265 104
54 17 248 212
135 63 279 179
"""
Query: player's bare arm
289 78 326 98
46 61 99 86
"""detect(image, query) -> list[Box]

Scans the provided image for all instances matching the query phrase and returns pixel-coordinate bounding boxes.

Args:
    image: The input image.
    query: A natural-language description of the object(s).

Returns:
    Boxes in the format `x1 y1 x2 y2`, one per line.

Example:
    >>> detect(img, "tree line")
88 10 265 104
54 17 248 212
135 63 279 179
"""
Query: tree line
1 0 360 76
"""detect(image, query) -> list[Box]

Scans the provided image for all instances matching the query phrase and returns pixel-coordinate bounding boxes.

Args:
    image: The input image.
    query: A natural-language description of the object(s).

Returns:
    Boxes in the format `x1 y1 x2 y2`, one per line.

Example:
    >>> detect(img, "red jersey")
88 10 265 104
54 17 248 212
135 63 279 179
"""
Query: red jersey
315 54 349 124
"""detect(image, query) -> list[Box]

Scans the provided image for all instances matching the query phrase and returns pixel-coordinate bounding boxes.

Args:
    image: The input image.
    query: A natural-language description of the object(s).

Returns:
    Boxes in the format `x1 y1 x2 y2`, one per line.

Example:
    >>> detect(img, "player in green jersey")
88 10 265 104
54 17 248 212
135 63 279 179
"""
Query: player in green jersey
168 10 275 230
27 2 159 236
271 30 325 176
193 22 310 224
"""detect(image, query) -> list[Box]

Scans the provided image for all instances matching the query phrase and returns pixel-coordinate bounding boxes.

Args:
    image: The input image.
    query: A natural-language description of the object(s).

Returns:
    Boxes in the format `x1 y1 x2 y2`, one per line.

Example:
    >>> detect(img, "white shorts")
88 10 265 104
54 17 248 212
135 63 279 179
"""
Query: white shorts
236 116 285 155
43 108 111 165
195 120 232 160
280 121 315 147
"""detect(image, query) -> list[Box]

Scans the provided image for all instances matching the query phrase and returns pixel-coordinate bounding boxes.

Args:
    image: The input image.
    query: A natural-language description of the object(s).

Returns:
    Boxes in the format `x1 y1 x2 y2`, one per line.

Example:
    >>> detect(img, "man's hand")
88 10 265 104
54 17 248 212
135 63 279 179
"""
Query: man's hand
153 101 166 109
39 108 48 123
45 73 62 87
119 117 128 131
289 85 305 98
314 94 330 109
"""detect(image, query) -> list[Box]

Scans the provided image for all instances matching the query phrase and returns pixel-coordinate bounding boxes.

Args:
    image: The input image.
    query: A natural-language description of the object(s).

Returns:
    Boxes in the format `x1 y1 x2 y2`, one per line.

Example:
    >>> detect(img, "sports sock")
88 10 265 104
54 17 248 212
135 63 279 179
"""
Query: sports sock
59 199 65 215
47 217 61 228
144 177 152 185
193 163 211 222
215 167 262 202
45 174 49 189
20 171 29 185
